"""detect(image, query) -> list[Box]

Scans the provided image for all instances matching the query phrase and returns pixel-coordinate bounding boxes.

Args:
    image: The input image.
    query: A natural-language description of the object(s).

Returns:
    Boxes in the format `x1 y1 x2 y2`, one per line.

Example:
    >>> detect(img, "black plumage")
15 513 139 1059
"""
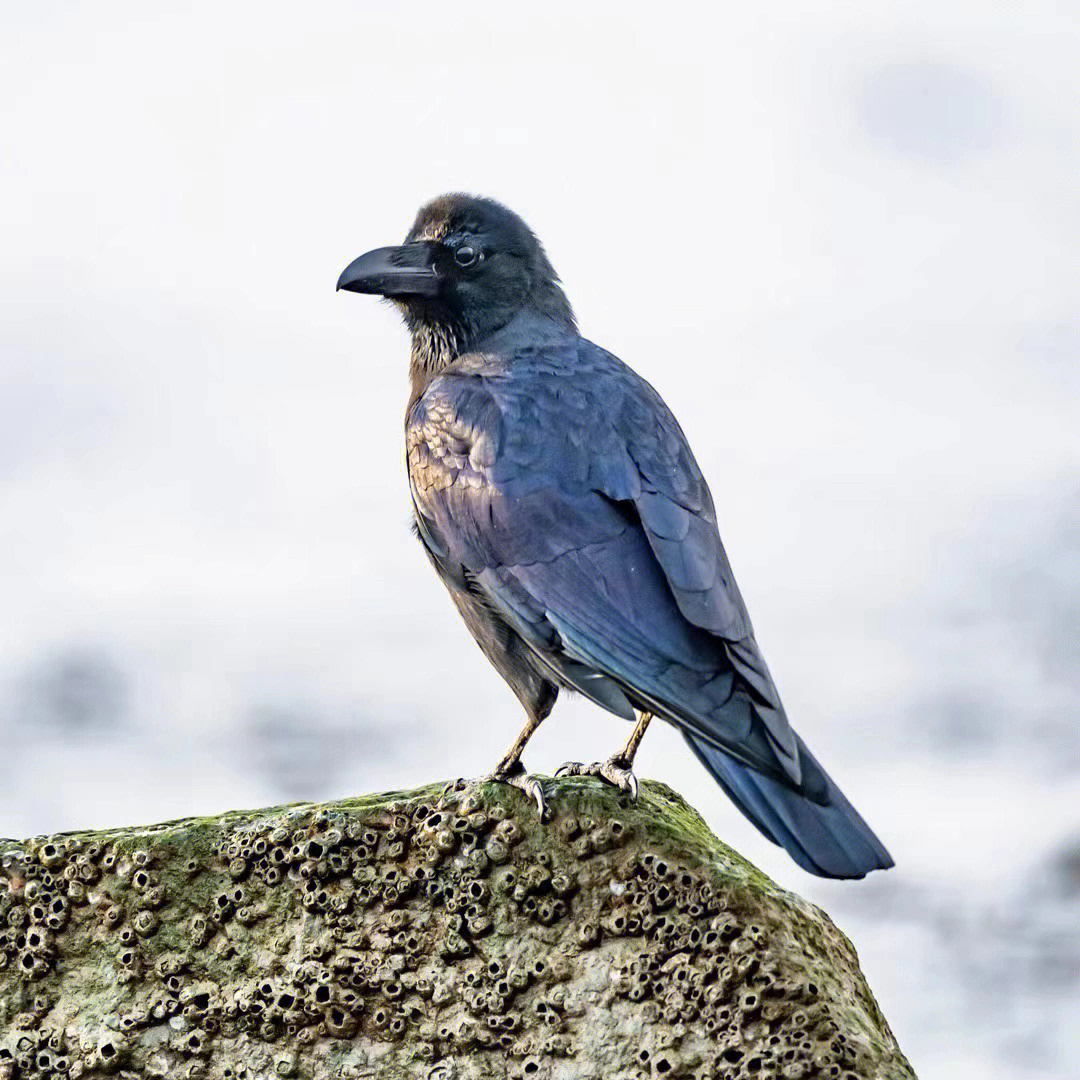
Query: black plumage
338 195 893 879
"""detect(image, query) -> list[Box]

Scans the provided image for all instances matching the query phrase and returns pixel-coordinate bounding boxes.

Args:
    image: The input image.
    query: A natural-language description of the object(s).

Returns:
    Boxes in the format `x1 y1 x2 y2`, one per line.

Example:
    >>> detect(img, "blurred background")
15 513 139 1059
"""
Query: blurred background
2 3 1078 1076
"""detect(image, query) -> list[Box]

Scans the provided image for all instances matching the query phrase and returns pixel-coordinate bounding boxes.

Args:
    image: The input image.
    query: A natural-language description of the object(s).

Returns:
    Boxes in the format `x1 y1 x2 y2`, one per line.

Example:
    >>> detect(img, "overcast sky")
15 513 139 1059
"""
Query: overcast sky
3 4 1079 1076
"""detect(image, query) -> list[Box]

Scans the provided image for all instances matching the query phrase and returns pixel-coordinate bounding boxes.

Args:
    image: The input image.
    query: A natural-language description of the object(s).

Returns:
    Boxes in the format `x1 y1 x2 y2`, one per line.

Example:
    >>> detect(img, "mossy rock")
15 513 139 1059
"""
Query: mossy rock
0 778 915 1079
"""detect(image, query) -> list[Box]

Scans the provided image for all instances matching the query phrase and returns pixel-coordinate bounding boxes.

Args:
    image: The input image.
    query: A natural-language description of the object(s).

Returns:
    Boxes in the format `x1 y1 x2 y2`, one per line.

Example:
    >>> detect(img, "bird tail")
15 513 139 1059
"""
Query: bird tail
684 732 894 879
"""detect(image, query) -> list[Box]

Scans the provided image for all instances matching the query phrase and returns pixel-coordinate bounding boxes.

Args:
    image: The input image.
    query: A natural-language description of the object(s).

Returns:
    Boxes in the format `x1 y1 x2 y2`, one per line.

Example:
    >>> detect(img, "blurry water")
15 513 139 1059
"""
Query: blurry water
3 4 1079 1077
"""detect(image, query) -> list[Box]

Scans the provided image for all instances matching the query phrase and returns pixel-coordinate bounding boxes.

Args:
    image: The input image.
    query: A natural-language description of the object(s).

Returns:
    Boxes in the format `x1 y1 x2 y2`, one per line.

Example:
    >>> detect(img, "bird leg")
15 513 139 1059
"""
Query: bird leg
555 711 653 800
444 711 549 820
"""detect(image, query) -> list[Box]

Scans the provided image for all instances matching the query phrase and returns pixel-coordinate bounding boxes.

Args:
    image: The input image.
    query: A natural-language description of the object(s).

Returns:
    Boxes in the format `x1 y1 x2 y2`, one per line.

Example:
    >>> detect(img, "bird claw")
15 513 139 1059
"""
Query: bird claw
480 764 549 821
521 775 549 820
555 757 639 800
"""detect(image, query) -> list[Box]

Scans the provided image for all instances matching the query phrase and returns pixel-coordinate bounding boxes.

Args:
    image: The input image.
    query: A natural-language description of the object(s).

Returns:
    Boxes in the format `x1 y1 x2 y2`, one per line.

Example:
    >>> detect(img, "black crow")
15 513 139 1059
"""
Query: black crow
338 195 893 878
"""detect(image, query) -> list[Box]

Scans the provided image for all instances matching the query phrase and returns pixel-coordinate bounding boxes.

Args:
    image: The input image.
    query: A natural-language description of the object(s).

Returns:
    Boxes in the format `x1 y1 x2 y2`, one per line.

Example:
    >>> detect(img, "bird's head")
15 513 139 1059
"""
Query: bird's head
337 195 575 353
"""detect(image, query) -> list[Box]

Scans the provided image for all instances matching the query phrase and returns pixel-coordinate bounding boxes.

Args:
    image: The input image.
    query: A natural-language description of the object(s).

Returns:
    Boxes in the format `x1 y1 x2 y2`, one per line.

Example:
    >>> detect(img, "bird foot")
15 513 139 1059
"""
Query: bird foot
554 756 639 800
442 764 549 820
483 762 549 820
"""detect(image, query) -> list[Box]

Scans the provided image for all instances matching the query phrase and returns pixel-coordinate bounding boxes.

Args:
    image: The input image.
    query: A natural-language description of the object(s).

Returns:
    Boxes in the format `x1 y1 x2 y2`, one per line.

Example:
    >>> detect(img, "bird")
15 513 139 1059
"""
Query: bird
337 194 893 879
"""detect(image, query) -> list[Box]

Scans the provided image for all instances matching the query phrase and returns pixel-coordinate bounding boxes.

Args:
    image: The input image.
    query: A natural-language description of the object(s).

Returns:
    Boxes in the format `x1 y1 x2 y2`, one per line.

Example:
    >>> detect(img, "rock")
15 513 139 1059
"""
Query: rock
0 778 915 1079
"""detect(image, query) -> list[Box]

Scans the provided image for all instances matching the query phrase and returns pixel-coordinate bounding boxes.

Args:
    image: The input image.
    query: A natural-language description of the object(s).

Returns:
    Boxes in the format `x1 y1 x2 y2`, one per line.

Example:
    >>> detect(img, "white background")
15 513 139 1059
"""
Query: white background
3 4 1079 1076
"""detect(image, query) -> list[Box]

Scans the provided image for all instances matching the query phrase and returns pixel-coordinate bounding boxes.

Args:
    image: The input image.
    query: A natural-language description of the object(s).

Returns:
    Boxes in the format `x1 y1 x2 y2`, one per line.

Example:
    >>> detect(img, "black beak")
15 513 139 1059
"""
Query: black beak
336 242 441 297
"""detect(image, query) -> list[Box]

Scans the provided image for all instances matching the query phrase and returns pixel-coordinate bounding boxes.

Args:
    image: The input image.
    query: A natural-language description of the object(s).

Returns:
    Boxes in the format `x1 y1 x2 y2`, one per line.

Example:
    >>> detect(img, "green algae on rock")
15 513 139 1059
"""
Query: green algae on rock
0 779 915 1079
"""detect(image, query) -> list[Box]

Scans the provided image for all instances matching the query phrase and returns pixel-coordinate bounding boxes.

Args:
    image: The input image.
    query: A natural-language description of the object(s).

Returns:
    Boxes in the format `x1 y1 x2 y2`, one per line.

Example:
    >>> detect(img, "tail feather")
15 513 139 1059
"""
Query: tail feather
685 733 893 879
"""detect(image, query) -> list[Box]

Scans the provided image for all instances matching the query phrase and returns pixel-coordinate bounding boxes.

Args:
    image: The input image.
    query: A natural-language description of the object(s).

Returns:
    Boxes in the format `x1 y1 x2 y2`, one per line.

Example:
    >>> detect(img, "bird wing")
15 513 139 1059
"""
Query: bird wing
407 343 801 785
602 344 800 775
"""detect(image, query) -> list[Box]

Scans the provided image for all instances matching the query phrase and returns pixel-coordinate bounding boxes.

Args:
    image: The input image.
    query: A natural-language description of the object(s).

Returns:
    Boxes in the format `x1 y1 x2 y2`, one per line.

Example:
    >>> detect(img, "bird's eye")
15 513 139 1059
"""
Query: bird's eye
454 245 482 268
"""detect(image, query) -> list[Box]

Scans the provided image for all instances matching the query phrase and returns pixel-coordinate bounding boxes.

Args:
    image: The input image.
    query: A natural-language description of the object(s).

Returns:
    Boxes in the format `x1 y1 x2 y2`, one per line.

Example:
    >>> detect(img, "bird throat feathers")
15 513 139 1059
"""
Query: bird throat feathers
401 305 464 405
397 287 575 407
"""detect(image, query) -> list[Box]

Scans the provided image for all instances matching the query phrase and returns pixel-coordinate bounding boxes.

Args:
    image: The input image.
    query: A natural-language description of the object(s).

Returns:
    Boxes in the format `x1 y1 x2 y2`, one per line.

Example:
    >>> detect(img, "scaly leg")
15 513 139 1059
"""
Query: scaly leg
445 710 550 819
555 711 653 800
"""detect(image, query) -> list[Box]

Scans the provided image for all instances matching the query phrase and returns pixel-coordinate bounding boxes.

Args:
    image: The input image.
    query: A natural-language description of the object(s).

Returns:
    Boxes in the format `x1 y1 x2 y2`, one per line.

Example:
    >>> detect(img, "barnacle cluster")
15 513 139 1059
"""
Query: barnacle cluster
0 779 910 1079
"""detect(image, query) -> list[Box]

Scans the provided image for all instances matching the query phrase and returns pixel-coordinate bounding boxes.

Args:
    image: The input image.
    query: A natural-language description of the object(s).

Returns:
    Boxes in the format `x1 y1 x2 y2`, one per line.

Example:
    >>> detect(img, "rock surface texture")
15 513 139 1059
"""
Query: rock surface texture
0 779 915 1079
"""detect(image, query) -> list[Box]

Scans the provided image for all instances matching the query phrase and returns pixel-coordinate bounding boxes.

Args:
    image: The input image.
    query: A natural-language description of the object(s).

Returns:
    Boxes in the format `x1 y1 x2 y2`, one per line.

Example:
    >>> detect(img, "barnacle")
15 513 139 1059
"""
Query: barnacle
0 778 908 1079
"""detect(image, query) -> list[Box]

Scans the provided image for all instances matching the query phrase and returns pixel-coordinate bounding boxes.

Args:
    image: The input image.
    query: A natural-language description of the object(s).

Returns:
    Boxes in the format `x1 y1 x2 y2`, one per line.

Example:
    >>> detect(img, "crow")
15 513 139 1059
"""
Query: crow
338 195 893 878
